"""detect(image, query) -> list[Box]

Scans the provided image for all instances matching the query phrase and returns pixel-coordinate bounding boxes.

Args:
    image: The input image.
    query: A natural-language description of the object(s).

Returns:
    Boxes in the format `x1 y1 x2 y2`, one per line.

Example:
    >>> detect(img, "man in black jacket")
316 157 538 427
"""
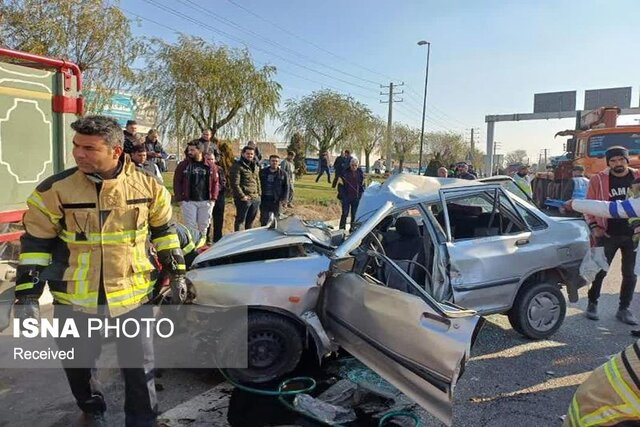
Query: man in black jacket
205 152 227 243
123 119 138 154
332 149 352 188
259 154 289 226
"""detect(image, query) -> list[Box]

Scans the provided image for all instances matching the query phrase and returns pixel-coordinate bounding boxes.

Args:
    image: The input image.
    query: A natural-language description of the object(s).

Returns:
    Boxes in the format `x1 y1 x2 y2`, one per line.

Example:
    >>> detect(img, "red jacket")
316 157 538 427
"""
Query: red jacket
584 167 640 231
173 158 219 203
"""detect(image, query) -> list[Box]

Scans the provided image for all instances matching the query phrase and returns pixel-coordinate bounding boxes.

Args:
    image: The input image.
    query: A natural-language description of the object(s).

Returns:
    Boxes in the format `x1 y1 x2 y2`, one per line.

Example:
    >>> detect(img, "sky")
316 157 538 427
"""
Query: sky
121 0 640 162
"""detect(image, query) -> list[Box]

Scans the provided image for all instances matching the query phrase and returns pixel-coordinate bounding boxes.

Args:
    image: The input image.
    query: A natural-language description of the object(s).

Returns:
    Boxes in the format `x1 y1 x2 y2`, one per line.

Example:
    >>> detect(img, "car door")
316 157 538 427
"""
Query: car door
325 223 481 426
440 186 538 314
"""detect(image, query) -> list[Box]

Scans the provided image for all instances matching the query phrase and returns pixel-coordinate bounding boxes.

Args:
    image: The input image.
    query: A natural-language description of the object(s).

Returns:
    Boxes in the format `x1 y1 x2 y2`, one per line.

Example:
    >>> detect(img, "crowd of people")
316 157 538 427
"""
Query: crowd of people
13 113 640 425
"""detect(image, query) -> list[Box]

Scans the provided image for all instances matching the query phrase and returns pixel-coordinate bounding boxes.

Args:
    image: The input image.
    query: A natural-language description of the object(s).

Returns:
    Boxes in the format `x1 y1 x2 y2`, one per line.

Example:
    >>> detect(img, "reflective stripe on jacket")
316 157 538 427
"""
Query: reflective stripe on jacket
512 174 533 197
564 340 640 426
16 158 181 316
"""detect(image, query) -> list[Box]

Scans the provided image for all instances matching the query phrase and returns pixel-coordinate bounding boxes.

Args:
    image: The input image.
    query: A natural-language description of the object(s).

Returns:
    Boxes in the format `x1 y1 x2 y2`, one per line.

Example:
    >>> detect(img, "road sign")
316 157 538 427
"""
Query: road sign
584 87 631 110
101 93 136 128
533 91 576 113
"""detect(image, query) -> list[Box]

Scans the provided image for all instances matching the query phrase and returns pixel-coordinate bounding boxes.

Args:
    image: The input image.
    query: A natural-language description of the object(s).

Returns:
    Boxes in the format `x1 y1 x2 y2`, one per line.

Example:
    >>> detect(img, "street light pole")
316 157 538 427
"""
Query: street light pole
417 40 431 175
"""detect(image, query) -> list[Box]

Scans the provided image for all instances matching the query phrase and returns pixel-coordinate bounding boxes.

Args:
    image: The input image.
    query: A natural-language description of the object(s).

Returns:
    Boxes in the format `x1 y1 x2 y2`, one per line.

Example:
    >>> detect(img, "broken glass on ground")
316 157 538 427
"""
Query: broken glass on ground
293 393 357 425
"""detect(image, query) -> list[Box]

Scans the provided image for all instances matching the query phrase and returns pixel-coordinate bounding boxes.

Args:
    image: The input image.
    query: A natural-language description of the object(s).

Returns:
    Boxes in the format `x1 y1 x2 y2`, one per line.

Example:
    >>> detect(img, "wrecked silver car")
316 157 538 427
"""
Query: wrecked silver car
186 174 589 425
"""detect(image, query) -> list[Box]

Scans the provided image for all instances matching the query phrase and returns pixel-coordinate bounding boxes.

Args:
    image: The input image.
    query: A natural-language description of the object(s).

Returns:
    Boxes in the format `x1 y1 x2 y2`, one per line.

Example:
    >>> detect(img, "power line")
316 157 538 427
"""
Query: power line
394 102 466 133
139 0 381 93
178 0 383 87
121 7 380 102
404 87 474 128
223 0 397 83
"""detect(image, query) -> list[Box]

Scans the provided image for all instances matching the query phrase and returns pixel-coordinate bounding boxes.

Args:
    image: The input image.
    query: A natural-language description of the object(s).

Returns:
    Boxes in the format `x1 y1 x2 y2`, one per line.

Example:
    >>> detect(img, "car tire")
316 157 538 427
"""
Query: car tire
221 312 304 384
508 282 566 340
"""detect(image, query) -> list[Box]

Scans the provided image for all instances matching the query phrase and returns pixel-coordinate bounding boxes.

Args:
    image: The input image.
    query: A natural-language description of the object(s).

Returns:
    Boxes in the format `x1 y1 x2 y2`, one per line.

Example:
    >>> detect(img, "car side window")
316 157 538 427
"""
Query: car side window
512 200 547 230
445 190 526 241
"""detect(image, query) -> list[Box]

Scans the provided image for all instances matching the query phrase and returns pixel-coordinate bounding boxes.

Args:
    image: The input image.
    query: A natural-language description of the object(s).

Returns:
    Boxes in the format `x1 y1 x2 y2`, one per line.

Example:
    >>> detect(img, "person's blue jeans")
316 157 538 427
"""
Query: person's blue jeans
340 197 360 230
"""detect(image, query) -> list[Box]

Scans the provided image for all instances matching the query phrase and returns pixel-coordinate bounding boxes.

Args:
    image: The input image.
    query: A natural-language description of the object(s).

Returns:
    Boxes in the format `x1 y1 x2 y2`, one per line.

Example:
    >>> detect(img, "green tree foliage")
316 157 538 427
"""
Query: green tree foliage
0 0 144 112
286 132 307 177
279 89 371 154
393 124 420 171
140 35 281 143
353 116 384 173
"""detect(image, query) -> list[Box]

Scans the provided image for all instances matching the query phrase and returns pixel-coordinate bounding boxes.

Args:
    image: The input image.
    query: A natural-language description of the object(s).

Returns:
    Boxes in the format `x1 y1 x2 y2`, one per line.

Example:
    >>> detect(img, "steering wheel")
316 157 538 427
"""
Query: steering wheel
363 231 386 268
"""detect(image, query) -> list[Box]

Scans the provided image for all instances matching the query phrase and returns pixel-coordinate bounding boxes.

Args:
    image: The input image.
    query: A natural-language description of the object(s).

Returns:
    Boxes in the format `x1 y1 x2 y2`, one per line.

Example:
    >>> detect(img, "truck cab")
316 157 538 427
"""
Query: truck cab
0 47 83 331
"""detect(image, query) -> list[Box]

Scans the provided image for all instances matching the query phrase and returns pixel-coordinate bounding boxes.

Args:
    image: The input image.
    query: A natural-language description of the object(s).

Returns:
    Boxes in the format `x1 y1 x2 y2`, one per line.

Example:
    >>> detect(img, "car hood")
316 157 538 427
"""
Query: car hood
193 227 313 264
192 216 336 264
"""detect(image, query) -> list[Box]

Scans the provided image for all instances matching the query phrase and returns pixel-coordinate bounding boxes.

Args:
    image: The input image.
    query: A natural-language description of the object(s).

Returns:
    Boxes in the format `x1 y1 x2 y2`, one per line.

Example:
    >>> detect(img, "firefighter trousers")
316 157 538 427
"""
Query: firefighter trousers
53 304 158 427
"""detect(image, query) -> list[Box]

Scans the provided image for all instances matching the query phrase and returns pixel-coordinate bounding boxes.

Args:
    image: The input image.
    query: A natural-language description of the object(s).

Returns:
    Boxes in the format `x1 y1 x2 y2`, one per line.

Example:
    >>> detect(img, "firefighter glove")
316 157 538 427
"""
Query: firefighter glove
169 274 188 304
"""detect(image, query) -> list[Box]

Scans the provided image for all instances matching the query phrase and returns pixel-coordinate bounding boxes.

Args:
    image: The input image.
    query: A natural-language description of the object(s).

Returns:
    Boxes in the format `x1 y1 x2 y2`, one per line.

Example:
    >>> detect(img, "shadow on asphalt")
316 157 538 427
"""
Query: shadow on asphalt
455 292 640 423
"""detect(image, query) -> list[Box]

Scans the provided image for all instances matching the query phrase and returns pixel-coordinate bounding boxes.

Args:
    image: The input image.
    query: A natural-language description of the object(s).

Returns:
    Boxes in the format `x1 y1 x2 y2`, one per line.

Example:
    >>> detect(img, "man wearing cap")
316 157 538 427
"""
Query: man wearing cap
454 162 476 180
583 146 640 324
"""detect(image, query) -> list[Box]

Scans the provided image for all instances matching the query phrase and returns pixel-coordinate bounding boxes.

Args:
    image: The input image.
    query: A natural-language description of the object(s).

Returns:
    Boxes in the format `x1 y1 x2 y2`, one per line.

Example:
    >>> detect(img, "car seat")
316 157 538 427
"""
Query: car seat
382 217 427 293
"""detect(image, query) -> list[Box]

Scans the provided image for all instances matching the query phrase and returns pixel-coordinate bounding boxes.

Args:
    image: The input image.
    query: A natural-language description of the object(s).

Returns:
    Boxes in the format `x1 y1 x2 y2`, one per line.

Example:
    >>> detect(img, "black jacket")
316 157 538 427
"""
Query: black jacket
259 167 289 203
123 130 137 154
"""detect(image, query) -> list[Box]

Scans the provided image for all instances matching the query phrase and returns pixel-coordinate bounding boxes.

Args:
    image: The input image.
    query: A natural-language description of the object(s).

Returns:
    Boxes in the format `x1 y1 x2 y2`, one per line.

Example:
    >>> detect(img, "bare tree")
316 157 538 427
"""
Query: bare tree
505 149 528 165
279 90 371 154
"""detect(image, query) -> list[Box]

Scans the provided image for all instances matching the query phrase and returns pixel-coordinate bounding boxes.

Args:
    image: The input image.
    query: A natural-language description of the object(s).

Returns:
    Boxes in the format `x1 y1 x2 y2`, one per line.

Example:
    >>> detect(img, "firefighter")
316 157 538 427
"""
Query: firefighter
153 223 207 302
13 115 187 427
563 340 640 426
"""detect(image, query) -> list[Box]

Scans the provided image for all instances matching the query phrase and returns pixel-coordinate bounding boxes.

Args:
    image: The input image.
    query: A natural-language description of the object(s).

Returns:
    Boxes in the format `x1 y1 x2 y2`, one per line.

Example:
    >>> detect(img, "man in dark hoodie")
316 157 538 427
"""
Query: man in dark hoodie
230 145 261 231
259 155 289 226
205 152 227 243
123 119 138 155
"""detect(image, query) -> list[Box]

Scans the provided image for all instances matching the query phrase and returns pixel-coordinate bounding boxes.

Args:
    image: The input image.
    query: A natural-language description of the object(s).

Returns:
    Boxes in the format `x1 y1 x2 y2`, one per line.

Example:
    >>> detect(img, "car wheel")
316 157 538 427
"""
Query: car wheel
221 312 303 384
510 282 566 340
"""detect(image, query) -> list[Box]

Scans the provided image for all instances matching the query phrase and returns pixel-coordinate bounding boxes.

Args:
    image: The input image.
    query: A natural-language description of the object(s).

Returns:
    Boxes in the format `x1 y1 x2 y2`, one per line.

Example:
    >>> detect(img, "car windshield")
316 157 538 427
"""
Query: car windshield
589 132 640 156
275 216 335 247
481 177 533 204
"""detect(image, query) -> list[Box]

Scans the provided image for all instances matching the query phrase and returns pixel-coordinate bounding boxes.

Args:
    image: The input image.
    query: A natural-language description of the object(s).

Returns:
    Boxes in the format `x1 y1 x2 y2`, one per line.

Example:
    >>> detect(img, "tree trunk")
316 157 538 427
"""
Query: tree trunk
364 150 371 173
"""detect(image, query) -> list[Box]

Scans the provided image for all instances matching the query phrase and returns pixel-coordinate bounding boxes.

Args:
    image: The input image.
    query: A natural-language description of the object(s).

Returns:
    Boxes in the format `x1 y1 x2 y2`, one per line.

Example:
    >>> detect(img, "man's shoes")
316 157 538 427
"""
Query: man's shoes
616 309 639 325
81 412 107 427
631 329 640 338
585 302 599 320
287 203 294 208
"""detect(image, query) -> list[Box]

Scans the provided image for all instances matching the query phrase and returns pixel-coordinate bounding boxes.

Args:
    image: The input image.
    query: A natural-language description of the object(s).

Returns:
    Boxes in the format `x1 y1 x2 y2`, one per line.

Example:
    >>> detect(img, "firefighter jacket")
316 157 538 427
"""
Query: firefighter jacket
175 223 206 256
15 158 184 317
564 339 640 426
512 173 533 198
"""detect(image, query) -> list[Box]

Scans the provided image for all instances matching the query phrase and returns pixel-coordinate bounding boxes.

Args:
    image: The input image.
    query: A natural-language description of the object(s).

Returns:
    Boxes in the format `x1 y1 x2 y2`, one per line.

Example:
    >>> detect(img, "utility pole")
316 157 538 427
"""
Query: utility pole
381 82 404 172
493 141 502 174
470 128 475 153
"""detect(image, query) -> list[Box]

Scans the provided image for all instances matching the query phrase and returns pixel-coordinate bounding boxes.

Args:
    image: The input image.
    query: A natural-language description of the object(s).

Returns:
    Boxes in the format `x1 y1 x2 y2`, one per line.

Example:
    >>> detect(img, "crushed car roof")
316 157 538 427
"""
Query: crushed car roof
356 174 494 222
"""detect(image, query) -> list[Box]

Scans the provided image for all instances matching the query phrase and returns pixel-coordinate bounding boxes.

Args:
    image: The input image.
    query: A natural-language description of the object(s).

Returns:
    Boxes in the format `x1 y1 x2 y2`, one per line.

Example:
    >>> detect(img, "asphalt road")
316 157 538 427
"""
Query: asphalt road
0 253 638 426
